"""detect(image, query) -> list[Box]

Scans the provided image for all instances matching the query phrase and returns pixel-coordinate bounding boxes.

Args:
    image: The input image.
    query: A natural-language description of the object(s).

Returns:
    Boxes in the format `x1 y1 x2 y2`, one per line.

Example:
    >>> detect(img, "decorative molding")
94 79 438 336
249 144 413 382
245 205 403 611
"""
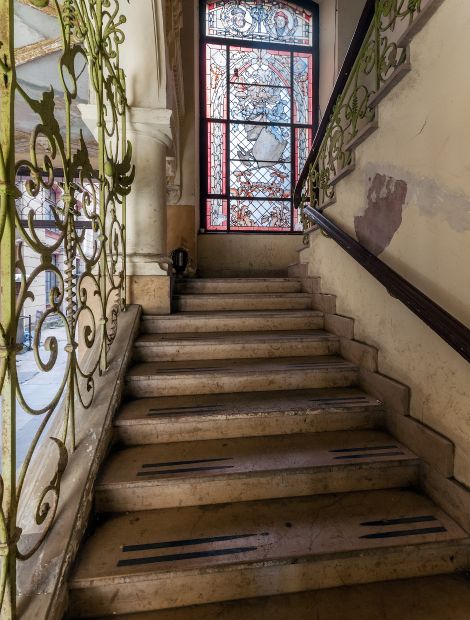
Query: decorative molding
16 0 58 17
127 253 173 277
14 37 62 66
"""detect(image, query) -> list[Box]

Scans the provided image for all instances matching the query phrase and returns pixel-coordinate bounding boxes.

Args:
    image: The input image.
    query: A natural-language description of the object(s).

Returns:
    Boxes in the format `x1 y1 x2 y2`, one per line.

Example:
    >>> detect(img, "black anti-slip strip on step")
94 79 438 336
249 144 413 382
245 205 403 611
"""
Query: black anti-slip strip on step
360 526 447 540
288 362 352 368
309 396 370 403
333 452 405 460
137 465 235 476
361 515 438 527
150 367 221 374
148 405 222 412
330 445 398 453
147 406 223 416
117 546 258 567
122 533 269 553
141 458 234 468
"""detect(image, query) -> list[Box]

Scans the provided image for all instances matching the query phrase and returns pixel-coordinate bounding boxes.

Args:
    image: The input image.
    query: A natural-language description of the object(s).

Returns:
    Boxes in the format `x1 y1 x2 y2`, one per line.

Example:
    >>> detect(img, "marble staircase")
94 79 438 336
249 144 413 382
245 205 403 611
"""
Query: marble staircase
69 277 470 618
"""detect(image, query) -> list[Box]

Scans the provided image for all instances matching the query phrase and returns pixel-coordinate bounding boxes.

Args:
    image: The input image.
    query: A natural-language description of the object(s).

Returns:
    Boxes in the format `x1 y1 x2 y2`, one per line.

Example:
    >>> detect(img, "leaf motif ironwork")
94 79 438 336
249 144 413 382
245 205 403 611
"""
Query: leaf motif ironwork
0 0 134 616
298 0 425 225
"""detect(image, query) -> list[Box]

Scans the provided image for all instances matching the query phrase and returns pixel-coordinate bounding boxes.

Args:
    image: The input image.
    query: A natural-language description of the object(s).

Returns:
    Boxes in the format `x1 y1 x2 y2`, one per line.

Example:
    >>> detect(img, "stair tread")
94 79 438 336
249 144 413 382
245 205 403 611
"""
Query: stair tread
97 430 418 489
177 278 301 283
174 293 312 299
116 387 382 426
135 330 337 346
127 355 357 379
89 574 470 620
143 310 323 320
70 489 468 586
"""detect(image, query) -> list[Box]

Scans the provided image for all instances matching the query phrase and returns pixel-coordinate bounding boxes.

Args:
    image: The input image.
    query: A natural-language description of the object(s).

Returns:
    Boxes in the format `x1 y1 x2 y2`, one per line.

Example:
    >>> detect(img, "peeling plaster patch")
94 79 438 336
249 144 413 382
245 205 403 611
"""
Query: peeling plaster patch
354 173 407 256
364 163 470 233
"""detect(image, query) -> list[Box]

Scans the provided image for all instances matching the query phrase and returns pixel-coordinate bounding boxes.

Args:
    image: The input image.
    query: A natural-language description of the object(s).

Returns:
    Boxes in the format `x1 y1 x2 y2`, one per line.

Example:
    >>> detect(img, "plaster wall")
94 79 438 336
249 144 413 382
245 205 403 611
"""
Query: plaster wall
166 0 198 271
299 0 470 484
167 205 197 272
198 235 301 277
318 0 367 118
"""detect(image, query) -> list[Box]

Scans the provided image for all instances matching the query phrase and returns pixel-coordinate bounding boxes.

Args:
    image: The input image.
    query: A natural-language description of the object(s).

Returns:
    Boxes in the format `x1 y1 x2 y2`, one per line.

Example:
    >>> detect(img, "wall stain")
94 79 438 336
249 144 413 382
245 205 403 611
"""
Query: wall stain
363 162 470 233
354 173 408 256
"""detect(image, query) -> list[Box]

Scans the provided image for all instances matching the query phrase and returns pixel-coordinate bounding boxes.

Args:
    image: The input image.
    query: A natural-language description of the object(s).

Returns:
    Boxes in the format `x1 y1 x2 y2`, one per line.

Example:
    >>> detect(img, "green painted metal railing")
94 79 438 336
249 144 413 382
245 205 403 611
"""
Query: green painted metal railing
0 1 134 617
294 0 431 228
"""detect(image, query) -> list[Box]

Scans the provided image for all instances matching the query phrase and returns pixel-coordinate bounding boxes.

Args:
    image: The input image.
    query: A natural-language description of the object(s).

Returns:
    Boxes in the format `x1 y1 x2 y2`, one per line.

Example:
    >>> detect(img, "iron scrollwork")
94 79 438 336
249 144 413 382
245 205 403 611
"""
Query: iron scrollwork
0 0 134 616
298 0 425 230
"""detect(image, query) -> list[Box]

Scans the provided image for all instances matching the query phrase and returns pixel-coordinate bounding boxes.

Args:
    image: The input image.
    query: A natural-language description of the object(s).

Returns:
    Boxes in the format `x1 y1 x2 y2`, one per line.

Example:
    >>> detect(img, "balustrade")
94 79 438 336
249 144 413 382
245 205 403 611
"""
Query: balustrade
0 1 134 616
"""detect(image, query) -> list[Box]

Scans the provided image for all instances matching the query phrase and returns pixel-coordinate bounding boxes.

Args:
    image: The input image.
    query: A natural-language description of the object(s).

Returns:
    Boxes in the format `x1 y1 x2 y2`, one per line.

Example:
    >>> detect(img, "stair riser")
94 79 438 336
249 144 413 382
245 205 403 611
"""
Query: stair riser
69 543 469 617
125 369 359 399
95 463 419 512
175 297 313 312
116 409 385 446
142 315 324 334
176 282 303 294
133 340 339 363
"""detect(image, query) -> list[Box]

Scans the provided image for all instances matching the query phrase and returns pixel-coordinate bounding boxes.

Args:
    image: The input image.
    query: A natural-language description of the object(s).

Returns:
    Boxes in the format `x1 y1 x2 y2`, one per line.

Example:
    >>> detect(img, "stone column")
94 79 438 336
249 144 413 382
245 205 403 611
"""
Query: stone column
79 104 174 315
125 107 173 315
80 0 179 315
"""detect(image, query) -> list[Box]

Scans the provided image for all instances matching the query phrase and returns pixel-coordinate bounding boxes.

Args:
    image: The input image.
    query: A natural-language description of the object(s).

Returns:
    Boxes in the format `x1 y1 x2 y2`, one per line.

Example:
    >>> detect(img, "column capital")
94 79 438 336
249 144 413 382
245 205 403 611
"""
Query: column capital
78 105 173 148
127 107 173 147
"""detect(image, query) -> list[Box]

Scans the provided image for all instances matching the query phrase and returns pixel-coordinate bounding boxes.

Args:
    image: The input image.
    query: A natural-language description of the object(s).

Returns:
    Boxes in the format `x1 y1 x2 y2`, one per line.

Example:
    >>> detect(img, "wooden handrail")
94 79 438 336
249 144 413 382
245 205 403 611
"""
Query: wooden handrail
304 205 470 364
293 0 376 206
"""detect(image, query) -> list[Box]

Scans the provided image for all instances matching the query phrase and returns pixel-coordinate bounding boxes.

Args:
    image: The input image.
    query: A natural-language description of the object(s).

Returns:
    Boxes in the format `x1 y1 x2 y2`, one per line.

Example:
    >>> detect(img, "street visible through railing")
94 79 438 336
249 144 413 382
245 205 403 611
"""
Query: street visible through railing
0 1 134 617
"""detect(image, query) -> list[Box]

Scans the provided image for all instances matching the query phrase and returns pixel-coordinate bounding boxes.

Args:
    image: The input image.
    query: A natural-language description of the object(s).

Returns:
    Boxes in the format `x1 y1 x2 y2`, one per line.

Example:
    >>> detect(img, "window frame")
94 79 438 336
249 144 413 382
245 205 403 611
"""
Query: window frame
199 0 319 234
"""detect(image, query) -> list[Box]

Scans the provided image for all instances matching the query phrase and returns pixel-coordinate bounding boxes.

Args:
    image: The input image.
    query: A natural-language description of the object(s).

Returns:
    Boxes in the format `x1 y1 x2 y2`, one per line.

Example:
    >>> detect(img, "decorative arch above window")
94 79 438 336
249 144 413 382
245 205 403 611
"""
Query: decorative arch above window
201 0 318 233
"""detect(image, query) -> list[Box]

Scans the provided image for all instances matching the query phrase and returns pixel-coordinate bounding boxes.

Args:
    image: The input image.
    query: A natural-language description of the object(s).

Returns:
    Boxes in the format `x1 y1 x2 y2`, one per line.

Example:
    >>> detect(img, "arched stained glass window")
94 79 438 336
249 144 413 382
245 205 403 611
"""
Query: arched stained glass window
201 0 318 233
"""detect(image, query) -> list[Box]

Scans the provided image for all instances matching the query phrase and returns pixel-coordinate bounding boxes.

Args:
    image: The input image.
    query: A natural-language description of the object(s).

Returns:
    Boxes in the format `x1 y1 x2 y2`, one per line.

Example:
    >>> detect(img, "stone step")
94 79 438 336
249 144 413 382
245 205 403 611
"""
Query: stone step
87 574 470 620
174 293 313 313
133 330 339 362
141 310 324 334
69 489 470 617
125 356 359 399
95 430 419 512
115 387 384 445
175 278 303 295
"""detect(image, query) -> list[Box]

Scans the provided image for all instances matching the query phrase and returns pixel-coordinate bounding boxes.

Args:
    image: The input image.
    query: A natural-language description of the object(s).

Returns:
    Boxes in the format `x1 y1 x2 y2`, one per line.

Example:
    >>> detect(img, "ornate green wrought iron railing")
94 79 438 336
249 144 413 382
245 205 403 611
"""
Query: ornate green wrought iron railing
294 0 431 224
292 0 470 362
0 1 134 617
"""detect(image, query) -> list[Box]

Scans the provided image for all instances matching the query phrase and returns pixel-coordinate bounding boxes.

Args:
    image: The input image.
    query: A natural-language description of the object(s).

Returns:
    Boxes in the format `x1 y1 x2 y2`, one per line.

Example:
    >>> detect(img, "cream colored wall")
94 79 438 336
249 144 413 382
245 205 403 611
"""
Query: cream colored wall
318 0 366 118
166 0 199 271
318 0 337 116
198 235 301 277
300 0 470 485
167 205 197 272
336 0 366 67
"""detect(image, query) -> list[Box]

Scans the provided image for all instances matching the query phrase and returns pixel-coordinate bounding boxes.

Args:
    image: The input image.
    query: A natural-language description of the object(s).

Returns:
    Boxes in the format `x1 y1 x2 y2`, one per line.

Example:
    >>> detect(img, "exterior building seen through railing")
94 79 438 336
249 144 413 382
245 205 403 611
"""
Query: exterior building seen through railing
0 1 134 617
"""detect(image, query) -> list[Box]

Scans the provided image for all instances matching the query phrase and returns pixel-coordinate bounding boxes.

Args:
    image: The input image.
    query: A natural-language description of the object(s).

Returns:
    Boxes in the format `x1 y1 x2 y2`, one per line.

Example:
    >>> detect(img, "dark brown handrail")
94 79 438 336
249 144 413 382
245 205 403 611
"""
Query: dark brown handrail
304 205 470 364
293 0 376 206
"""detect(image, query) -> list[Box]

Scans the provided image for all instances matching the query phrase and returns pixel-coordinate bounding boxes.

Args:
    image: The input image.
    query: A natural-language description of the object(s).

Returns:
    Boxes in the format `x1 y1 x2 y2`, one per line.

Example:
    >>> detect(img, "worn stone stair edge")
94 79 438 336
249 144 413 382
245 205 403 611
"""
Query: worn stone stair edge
17 305 142 620
70 539 470 589
96 458 420 489
116 401 385 421
134 330 338 344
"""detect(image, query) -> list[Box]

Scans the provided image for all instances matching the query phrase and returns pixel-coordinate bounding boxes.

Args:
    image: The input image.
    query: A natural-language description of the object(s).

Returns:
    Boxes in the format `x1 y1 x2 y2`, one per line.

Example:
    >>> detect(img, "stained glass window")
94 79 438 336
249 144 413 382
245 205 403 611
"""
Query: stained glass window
202 0 318 233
